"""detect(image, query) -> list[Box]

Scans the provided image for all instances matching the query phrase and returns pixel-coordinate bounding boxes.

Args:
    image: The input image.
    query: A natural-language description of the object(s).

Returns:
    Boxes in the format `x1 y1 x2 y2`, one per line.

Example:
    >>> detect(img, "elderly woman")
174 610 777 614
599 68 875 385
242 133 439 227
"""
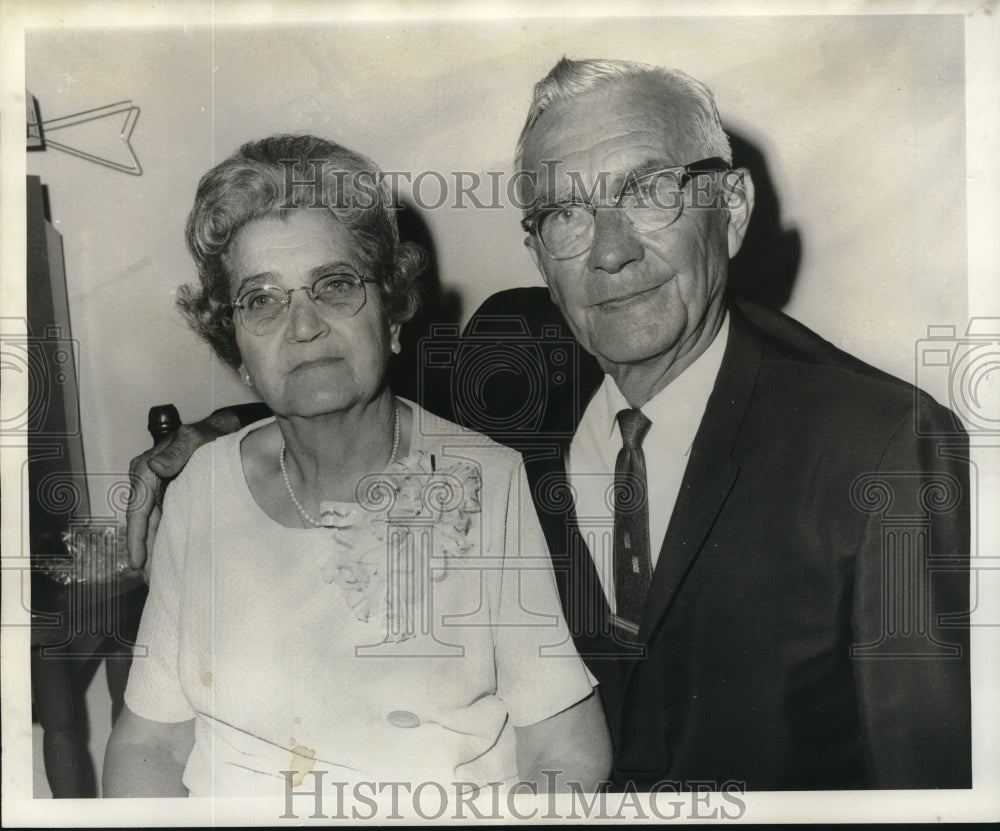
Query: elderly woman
103 135 610 798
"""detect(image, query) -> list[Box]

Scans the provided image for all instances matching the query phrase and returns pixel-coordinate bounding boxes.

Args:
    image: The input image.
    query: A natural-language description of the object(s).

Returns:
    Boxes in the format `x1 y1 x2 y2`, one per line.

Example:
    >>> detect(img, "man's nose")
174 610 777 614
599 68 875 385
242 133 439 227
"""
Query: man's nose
585 207 645 275
286 289 329 341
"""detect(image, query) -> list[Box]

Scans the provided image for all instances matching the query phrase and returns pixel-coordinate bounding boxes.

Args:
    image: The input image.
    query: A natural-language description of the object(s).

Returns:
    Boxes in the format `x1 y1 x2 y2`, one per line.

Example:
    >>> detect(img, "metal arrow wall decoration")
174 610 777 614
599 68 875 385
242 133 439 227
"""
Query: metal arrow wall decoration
37 100 142 176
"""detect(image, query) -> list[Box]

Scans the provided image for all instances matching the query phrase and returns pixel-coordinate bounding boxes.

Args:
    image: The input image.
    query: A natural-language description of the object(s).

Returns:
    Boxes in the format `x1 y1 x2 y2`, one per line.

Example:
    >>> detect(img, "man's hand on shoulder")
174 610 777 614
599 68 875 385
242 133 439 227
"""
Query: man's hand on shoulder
126 409 243 570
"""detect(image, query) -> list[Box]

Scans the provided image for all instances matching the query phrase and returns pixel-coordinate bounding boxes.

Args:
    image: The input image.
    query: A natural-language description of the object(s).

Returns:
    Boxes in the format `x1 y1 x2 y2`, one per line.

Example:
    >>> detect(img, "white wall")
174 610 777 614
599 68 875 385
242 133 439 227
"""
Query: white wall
24 14 967 493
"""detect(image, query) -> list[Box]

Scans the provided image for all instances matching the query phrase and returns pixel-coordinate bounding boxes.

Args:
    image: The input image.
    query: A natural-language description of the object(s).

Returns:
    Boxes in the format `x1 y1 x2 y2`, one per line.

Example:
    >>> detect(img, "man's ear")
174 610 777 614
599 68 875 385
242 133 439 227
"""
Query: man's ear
524 234 550 285
723 168 755 258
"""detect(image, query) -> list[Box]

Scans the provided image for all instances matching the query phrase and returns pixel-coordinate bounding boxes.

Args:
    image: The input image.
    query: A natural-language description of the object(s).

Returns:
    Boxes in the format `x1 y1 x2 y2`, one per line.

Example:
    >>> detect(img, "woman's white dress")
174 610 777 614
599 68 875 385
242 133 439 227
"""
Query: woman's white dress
125 402 595 797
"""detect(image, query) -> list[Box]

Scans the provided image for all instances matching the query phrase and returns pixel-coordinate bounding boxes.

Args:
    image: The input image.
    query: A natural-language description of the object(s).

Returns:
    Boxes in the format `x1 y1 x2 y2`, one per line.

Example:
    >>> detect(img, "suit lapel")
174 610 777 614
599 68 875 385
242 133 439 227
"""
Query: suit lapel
507 297 766 655
524 442 611 634
519 351 611 643
635 304 765 643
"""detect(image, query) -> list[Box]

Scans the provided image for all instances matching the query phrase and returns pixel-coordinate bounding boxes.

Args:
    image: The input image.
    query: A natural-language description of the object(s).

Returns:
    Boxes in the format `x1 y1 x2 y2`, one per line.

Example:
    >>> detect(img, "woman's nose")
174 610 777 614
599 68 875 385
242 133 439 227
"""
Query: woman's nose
285 289 330 341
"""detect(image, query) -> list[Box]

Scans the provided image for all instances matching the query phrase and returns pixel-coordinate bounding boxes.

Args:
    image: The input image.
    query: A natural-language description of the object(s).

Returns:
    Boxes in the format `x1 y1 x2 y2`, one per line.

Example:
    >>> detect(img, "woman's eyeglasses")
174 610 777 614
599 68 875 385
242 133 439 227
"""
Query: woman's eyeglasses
231 271 377 335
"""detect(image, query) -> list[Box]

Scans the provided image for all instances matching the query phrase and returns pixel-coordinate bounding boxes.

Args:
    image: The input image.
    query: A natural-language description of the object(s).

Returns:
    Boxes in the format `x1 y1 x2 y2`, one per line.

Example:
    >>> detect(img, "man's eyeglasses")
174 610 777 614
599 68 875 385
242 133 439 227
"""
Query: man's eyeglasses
521 157 731 260
231 271 377 335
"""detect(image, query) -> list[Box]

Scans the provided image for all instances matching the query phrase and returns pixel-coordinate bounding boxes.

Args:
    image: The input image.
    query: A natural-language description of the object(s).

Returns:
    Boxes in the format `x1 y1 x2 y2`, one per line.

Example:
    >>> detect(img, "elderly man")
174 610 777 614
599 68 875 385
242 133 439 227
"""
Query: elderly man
128 58 971 791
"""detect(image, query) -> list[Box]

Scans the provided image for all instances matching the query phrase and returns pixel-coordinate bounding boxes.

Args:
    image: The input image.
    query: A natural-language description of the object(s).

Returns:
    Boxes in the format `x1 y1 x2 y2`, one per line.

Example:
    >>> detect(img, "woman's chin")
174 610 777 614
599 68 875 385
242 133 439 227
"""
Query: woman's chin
273 389 361 419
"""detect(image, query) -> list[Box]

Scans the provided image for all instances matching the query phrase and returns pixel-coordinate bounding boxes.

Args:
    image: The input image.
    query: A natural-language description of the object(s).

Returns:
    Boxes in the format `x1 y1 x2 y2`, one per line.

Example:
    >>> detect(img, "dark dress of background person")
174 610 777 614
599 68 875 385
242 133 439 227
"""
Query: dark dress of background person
229 286 972 791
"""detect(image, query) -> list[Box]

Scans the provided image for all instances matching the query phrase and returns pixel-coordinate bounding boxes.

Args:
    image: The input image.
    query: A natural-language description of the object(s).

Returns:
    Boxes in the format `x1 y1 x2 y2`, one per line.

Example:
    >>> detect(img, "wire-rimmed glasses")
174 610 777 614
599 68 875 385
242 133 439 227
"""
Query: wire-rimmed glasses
521 157 732 260
231 270 377 335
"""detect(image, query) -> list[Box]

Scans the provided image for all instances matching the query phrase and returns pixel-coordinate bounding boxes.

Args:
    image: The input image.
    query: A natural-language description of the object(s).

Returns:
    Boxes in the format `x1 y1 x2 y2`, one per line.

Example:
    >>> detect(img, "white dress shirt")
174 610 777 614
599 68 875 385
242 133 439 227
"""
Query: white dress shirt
567 315 730 611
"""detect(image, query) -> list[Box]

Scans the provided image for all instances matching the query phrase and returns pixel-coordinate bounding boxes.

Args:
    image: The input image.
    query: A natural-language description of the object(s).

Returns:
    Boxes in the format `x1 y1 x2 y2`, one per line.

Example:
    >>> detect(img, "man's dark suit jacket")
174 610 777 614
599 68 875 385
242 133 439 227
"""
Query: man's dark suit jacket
458 287 971 791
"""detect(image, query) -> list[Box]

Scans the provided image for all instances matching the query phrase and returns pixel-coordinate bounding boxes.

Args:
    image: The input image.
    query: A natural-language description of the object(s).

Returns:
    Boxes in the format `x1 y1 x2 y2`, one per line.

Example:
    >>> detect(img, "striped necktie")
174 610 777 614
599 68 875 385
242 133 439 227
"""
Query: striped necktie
612 407 653 639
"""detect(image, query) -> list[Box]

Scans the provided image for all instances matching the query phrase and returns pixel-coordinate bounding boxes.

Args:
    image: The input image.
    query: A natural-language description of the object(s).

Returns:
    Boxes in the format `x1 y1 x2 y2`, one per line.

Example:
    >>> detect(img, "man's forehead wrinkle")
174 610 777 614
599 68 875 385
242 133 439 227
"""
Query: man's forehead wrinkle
521 78 701 210
531 113 669 161
609 158 677 190
529 130 672 201
526 111 689 175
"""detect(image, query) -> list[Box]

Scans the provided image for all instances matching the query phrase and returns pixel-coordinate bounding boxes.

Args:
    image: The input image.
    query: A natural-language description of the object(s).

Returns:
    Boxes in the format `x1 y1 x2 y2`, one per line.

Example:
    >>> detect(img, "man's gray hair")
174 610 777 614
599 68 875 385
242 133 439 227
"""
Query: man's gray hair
513 57 733 174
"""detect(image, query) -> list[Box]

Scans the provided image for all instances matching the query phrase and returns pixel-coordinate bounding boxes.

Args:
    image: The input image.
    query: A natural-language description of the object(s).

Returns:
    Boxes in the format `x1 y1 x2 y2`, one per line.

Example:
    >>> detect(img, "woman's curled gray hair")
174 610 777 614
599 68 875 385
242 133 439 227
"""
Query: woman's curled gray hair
178 134 426 368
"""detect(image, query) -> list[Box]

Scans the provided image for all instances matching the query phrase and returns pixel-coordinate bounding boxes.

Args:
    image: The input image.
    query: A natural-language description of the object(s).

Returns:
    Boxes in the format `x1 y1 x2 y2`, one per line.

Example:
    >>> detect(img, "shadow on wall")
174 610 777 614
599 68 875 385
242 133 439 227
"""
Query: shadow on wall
386 198 463 419
727 131 801 311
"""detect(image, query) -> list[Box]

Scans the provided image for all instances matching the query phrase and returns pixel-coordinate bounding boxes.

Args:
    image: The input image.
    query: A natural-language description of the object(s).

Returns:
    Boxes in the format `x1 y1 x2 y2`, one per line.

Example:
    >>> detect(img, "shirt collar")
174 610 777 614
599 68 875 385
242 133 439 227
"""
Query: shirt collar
598 312 731 443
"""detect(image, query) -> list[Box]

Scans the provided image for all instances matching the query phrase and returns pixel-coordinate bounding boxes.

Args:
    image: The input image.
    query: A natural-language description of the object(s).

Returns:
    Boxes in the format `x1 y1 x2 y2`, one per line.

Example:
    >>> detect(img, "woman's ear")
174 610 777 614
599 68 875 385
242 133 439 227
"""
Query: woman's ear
239 364 254 390
389 322 402 355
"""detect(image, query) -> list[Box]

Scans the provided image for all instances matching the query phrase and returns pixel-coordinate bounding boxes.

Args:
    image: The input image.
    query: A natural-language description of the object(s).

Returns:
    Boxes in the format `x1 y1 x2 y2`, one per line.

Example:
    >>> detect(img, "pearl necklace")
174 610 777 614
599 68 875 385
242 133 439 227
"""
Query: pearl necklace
280 404 400 528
